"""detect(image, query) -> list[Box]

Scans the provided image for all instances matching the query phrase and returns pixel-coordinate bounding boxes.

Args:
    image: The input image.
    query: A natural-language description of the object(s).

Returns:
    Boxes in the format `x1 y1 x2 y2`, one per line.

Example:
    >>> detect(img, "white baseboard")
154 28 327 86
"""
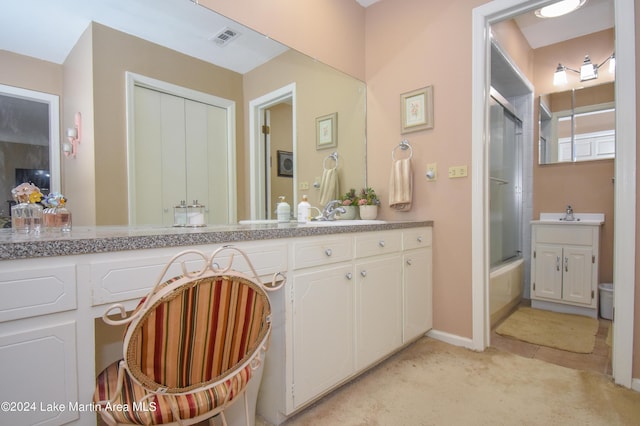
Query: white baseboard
632 378 640 393
427 329 476 350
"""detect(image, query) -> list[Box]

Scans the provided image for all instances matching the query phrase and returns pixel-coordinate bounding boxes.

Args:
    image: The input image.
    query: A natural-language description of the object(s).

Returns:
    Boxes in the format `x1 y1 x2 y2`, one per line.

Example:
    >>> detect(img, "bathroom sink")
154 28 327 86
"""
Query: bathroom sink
300 220 387 227
536 213 604 225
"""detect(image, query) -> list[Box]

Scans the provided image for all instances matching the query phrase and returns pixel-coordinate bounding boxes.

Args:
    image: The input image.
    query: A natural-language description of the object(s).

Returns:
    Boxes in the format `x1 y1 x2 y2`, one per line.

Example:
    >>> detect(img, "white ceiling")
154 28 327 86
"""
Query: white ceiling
513 0 614 49
0 0 613 73
0 0 288 74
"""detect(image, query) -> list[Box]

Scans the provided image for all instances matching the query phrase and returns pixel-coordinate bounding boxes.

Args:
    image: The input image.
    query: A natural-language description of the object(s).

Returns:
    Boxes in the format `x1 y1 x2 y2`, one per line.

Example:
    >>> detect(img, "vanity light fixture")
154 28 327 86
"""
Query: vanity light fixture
535 0 587 18
63 112 82 158
552 53 615 86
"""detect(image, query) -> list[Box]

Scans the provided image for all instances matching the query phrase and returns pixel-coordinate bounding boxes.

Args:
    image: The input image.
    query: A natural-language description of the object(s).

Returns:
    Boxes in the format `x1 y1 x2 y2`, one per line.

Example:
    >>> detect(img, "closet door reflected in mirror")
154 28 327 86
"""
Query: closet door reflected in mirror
128 74 236 226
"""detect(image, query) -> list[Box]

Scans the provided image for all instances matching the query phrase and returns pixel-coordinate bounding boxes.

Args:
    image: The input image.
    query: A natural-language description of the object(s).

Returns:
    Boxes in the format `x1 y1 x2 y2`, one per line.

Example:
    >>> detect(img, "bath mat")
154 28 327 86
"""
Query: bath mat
495 307 599 353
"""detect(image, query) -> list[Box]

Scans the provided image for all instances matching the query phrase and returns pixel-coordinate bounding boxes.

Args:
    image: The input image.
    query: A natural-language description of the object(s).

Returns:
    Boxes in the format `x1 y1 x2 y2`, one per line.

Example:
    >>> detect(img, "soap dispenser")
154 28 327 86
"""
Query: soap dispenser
277 196 291 222
297 195 311 223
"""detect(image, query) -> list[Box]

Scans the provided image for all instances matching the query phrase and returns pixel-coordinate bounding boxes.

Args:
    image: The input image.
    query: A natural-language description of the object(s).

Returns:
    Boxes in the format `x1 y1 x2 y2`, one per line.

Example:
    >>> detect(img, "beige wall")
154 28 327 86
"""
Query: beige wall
243 50 367 211
75 23 245 225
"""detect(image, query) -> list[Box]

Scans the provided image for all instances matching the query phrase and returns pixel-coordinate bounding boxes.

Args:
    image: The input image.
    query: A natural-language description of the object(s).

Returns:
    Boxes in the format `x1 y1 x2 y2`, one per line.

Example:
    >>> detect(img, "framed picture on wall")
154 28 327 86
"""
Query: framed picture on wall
400 85 434 133
277 150 293 177
316 112 337 150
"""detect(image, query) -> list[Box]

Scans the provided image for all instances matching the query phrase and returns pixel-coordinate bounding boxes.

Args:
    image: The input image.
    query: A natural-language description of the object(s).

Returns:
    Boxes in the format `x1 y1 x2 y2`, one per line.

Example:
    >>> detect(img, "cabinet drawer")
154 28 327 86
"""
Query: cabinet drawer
91 243 287 305
355 231 401 258
0 264 76 322
403 227 432 250
293 236 353 269
534 225 594 246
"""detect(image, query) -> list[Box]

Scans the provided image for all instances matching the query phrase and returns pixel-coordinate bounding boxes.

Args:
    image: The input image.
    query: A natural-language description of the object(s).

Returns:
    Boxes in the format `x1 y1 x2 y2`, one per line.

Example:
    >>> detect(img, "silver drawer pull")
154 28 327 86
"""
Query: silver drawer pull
406 259 413 266
378 240 385 247
417 236 423 243
360 270 367 277
325 248 332 257
345 272 353 280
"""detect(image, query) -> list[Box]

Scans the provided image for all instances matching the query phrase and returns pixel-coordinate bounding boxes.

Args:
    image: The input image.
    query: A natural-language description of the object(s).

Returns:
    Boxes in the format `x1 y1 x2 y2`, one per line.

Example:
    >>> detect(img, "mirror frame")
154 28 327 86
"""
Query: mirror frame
0 83 61 196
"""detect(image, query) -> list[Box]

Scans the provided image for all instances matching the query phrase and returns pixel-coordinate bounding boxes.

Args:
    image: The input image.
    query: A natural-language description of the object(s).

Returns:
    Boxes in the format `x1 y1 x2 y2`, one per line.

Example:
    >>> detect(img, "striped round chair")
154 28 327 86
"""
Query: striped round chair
94 248 284 426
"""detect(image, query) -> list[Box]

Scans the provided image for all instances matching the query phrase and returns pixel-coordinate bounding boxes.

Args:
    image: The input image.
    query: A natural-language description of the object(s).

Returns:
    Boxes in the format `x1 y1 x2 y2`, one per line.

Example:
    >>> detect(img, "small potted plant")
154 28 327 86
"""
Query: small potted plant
338 188 358 220
357 187 380 220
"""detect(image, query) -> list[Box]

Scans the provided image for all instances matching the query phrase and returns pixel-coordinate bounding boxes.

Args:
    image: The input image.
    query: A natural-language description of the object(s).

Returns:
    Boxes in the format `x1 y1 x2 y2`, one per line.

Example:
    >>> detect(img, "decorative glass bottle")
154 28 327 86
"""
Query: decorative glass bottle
10 182 44 234
42 192 72 232
11 202 43 234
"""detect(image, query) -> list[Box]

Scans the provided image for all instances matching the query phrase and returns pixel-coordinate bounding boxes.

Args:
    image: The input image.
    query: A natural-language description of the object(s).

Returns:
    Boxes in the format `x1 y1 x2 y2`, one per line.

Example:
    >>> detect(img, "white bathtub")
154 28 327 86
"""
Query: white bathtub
489 258 524 328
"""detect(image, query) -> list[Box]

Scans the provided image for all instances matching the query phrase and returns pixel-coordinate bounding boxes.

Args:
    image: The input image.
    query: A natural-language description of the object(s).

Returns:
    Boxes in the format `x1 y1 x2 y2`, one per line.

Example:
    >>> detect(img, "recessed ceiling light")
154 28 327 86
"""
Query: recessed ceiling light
535 0 587 18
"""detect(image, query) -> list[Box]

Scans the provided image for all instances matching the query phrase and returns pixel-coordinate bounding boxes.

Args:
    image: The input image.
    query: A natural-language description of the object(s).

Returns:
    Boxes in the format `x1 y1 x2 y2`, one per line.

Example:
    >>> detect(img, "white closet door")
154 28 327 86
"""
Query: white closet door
133 86 165 225
161 93 187 225
184 101 229 224
204 104 229 224
133 86 230 225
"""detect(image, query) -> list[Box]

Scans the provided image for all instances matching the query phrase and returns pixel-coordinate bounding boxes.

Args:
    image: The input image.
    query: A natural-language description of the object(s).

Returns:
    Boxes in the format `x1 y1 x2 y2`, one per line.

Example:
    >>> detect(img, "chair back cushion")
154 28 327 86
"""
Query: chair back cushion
125 274 270 393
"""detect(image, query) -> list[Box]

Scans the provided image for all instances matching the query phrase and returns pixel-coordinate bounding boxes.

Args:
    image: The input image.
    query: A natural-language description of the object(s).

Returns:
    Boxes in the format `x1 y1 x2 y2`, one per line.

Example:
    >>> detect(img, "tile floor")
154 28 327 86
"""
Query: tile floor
491 303 613 376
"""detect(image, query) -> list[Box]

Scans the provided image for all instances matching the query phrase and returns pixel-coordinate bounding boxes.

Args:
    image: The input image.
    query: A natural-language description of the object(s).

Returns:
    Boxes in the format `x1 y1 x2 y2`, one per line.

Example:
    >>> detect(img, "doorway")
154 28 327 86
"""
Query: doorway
472 0 636 388
248 83 297 221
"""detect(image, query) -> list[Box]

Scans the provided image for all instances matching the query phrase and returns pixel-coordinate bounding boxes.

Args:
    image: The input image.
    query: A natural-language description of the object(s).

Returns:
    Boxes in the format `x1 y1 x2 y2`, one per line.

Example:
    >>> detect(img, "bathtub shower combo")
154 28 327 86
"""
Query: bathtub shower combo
489 88 524 327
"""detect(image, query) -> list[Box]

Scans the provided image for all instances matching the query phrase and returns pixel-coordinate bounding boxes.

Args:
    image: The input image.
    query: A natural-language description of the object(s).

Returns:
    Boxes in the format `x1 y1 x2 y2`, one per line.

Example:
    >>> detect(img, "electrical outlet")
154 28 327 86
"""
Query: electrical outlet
299 181 310 190
426 163 437 181
448 165 468 178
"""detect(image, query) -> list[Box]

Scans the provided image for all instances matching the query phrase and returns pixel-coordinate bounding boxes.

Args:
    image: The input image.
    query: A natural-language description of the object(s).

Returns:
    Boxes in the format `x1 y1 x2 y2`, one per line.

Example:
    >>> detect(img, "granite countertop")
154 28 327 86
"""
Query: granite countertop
0 220 433 261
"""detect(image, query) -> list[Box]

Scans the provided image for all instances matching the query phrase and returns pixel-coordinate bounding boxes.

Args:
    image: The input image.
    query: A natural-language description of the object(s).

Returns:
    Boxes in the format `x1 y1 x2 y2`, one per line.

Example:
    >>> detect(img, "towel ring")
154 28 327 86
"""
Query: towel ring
392 140 413 161
323 152 339 170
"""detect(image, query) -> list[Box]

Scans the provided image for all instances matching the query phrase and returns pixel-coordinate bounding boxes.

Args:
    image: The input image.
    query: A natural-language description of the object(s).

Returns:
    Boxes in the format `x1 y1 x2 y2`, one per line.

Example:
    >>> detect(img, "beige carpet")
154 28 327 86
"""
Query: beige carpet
495 307 599 353
260 338 640 426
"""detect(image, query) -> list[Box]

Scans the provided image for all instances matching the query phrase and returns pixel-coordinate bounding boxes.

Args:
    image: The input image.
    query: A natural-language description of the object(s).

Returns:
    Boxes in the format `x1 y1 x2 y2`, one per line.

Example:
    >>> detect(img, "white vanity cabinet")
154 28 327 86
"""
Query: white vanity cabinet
0 262 79 426
531 222 601 316
263 227 432 424
402 227 433 342
0 222 432 426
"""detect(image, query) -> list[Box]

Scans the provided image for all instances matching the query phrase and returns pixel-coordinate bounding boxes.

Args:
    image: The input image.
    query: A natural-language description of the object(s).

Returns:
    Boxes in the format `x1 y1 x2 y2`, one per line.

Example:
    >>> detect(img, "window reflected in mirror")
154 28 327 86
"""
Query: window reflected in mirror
538 82 614 164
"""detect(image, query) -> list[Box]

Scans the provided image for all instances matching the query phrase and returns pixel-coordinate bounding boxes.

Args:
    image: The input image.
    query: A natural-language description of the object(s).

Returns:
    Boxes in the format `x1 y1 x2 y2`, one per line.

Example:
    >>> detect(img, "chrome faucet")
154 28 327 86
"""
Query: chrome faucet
318 200 346 221
564 205 575 221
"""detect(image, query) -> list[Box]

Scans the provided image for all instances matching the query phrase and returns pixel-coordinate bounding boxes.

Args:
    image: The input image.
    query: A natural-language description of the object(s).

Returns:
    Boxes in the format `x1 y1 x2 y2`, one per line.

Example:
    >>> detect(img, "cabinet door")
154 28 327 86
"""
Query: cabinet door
403 247 432 342
0 322 78 426
291 264 355 409
533 244 563 301
355 254 402 370
562 245 594 305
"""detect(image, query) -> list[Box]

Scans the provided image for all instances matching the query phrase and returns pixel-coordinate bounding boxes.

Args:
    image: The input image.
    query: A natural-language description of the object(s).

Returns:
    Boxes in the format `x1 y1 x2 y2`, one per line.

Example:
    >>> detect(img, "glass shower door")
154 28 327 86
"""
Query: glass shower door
489 93 522 267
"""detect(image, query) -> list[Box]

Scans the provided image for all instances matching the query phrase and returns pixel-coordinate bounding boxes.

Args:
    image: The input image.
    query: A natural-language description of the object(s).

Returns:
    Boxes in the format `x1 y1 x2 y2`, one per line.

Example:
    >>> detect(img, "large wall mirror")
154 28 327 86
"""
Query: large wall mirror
2 0 366 226
539 82 614 164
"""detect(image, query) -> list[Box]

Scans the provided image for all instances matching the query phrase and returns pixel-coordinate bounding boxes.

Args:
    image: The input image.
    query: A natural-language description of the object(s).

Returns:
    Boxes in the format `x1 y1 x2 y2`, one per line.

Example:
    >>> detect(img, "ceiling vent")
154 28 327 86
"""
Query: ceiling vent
211 27 240 47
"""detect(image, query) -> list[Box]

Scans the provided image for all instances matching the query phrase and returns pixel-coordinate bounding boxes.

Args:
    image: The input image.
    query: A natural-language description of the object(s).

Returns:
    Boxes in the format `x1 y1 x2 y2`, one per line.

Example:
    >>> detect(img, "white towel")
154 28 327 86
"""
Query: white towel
319 167 339 206
389 158 413 211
